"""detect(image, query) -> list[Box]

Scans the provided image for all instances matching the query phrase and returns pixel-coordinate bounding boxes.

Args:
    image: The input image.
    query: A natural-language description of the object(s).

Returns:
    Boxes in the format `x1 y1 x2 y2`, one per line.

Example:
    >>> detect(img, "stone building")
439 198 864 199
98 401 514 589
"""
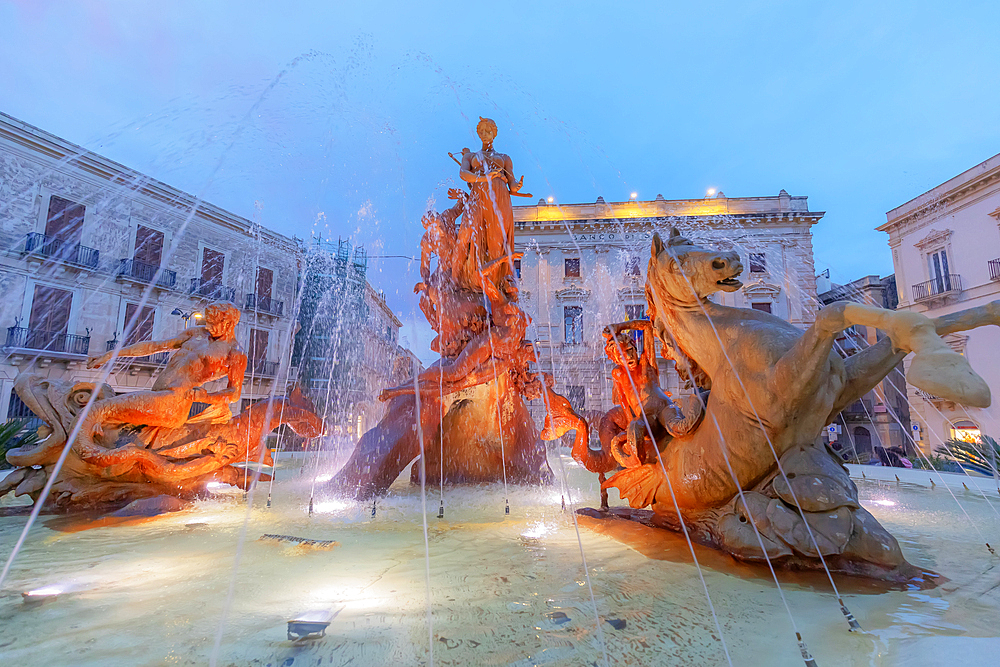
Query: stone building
512 191 823 422
354 283 405 438
292 238 416 439
0 111 301 423
878 151 1000 453
816 272 912 459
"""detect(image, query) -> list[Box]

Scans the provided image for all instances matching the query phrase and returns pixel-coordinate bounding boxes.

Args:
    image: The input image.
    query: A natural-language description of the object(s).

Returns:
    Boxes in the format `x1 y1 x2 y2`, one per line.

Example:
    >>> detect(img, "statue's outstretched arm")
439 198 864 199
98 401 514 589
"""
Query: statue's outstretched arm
88 329 193 368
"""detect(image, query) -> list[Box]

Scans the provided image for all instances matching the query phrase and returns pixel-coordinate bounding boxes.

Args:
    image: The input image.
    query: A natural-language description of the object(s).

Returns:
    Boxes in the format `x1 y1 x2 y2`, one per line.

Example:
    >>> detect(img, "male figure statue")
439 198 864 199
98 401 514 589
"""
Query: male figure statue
81 302 247 466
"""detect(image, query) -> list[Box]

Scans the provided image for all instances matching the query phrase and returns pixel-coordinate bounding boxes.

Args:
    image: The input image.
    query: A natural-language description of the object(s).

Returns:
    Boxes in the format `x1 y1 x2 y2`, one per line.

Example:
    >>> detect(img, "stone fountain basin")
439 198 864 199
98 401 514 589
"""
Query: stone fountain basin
1 453 999 666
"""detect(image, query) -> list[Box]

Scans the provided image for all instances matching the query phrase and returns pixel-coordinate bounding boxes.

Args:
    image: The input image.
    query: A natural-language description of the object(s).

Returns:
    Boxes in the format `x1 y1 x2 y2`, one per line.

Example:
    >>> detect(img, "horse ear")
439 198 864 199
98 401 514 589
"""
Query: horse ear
651 232 665 257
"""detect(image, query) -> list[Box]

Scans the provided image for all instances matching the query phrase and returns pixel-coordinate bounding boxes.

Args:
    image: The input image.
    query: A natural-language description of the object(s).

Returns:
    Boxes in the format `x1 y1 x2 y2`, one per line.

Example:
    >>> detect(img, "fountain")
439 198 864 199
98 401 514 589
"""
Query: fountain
0 303 323 509
328 118 578 499
4 112 1000 667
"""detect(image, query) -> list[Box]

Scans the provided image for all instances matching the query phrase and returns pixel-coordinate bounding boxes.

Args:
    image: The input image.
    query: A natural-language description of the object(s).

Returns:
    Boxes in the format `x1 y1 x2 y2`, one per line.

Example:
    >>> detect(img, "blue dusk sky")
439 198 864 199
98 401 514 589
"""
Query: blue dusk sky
2 1 998 354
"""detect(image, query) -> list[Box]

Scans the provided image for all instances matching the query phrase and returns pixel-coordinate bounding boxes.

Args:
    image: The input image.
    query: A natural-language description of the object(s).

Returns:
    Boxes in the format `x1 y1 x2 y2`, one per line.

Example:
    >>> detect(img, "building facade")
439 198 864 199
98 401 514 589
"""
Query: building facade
878 152 1000 453
816 272 912 459
512 191 823 422
292 239 417 439
0 111 301 423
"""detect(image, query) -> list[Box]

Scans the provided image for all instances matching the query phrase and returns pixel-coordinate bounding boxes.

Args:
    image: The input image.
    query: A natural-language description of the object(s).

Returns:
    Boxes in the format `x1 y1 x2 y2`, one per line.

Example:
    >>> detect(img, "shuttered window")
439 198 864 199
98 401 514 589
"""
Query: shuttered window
134 226 164 266
44 196 85 244
123 303 155 345
201 247 224 286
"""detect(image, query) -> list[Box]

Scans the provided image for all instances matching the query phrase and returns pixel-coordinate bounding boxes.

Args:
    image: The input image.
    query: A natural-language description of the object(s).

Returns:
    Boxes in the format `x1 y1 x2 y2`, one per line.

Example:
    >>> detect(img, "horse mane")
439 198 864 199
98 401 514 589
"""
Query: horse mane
646 232 712 391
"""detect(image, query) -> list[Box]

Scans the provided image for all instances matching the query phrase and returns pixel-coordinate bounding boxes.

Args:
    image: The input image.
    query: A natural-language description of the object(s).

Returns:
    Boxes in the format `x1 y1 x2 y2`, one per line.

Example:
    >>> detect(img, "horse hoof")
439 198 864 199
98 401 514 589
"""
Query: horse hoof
908 350 991 408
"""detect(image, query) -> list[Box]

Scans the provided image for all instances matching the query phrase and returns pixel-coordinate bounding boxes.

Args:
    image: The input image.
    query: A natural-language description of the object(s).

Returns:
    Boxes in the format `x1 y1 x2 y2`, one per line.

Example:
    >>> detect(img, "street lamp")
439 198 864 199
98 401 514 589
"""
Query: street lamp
171 308 202 329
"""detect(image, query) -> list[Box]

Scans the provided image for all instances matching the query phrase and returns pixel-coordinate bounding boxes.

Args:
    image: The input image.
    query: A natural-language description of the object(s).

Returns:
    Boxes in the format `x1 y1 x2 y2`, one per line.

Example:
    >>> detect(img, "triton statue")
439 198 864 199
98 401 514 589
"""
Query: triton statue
1 302 323 509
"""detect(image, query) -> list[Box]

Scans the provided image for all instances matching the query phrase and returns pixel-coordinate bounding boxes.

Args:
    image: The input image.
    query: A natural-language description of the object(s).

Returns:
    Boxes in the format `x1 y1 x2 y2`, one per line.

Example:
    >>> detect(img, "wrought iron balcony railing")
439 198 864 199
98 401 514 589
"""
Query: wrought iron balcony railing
912 274 961 302
23 232 100 269
989 258 1000 282
117 258 177 289
5 326 90 355
104 339 170 365
248 359 279 377
190 278 236 303
245 293 284 316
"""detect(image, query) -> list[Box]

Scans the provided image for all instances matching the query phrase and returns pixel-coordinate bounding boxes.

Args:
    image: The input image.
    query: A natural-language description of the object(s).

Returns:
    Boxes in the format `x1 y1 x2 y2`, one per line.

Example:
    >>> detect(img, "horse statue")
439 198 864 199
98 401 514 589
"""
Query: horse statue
576 227 1000 581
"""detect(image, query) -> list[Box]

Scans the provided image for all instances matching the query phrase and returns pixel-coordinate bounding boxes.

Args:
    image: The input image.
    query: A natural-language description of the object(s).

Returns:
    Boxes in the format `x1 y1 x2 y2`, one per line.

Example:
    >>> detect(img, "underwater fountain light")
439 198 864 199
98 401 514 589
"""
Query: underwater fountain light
287 608 336 641
314 474 333 483
872 499 896 507
22 586 63 605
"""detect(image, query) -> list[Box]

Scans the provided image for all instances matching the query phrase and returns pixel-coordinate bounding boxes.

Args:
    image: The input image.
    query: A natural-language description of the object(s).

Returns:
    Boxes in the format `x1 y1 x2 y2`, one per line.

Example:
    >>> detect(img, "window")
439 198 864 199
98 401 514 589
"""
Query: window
950 420 981 443
626 256 641 276
256 267 273 300
751 302 772 313
564 258 580 278
123 303 155 346
248 329 269 362
201 247 225 287
45 196 85 244
513 259 521 279
928 249 952 293
43 196 85 264
7 390 43 431
566 385 586 411
624 304 646 352
564 306 583 344
28 284 72 348
134 226 164 267
749 253 766 273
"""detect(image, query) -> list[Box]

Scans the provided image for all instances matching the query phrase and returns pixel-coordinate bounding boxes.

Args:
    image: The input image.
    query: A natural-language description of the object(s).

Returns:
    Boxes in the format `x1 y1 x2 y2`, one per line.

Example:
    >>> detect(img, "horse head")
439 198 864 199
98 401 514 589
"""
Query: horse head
648 228 744 305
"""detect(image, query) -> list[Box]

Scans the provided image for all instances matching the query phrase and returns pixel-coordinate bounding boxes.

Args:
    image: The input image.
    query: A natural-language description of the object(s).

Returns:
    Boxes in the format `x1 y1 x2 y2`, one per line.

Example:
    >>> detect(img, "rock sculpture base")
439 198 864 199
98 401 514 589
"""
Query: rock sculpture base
329 375 551 500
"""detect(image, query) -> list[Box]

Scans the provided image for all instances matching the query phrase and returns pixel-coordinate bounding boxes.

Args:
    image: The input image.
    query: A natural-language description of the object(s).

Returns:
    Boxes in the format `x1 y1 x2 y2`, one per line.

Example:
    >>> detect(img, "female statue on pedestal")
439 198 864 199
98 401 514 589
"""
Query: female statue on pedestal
452 117 529 291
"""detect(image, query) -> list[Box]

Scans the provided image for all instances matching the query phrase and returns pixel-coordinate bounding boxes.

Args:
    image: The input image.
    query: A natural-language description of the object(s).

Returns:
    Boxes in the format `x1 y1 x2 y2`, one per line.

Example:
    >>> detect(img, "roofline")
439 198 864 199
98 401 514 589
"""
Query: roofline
0 110 301 252
879 151 1000 231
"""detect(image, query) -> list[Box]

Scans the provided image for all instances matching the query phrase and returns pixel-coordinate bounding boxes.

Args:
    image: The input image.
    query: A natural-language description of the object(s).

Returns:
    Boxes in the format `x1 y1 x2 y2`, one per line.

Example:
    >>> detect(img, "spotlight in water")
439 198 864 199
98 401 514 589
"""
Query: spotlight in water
547 196 554 203
314 474 333 483
312 500 350 514
22 586 63 605
287 608 337 641
872 499 896 507
206 482 226 489
520 522 554 540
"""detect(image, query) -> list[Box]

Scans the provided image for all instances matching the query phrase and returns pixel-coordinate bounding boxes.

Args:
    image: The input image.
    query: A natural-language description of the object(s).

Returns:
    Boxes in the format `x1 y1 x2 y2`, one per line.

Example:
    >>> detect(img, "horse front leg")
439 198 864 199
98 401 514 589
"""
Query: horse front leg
829 301 993 408
770 302 848 409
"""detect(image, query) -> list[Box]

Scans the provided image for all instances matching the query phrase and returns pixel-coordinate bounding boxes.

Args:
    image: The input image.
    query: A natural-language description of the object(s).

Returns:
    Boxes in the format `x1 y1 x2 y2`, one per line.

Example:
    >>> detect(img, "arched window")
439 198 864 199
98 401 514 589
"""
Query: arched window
852 426 872 455
950 420 981 443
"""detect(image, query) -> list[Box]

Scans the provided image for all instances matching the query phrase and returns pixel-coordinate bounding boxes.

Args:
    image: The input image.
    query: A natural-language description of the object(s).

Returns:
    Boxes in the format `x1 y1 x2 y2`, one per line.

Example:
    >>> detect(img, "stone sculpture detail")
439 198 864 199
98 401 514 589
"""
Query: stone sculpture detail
1 303 323 509
576 228 1000 580
329 118 560 499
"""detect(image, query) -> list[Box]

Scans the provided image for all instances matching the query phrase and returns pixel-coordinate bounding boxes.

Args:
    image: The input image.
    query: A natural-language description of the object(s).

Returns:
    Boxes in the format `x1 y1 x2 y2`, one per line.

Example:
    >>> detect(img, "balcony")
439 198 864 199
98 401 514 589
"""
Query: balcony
190 278 236 303
245 293 284 316
989 258 1000 282
105 339 170 366
912 274 961 303
248 359 279 377
118 259 176 289
22 232 100 269
5 326 90 356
